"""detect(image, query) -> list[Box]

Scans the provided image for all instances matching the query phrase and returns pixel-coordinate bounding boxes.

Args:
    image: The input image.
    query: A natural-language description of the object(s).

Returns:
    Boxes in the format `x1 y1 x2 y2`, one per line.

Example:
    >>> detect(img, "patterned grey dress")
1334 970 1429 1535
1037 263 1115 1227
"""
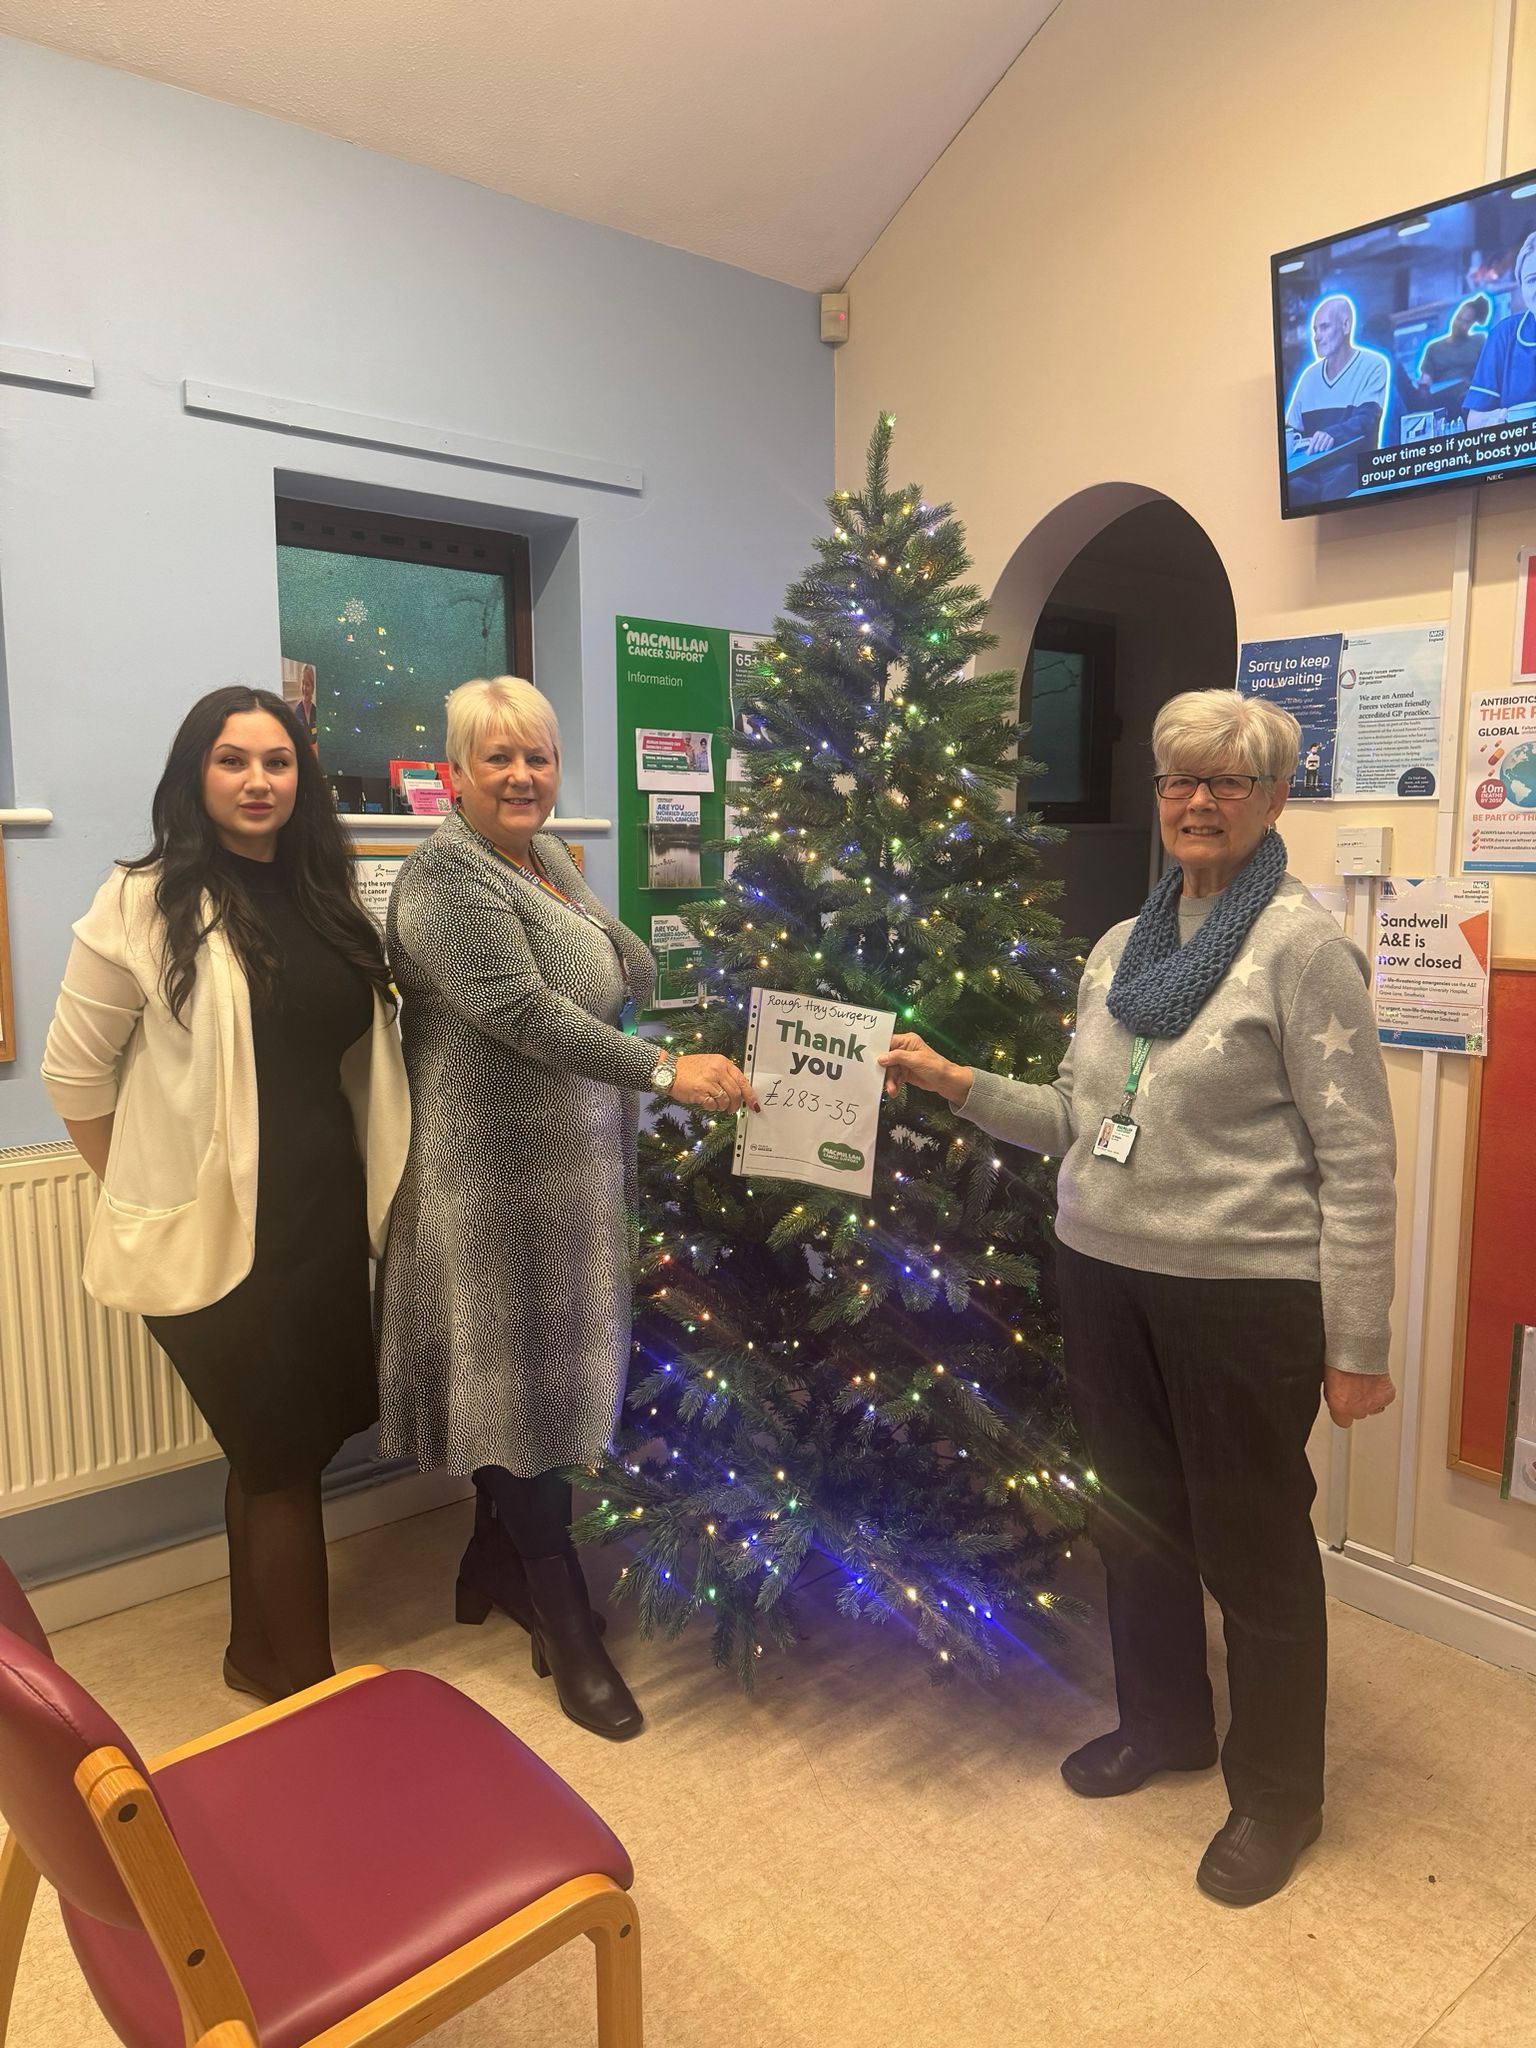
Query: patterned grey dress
376 813 658 1476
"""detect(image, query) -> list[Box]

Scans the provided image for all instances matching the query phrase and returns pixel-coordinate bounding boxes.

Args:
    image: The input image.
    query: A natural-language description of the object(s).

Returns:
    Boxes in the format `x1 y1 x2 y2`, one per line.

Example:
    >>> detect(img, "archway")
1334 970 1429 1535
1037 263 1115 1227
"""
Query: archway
990 486 1237 943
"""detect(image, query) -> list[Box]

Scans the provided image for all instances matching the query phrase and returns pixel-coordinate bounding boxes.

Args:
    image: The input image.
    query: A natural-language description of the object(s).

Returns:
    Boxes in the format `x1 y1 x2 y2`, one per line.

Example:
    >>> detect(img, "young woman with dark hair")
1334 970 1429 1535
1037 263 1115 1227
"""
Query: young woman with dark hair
43 686 409 1701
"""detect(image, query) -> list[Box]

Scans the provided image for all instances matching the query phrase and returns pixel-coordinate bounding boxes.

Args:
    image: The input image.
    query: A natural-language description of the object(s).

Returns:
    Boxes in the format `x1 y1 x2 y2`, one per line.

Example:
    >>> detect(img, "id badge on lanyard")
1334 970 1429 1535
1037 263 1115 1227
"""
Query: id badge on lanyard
1092 1035 1150 1165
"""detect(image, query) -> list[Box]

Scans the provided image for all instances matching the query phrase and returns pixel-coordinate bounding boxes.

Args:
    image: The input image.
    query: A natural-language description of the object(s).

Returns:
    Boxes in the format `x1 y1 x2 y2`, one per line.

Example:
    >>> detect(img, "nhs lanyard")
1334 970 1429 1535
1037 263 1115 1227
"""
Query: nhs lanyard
1093 1034 1151 1166
487 839 631 996
1119 1036 1152 1119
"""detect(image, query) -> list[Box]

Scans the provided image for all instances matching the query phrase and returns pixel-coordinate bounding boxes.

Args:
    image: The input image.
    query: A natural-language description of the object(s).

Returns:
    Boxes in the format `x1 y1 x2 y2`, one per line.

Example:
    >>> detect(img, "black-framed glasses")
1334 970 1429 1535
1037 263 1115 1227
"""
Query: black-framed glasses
1152 772 1262 802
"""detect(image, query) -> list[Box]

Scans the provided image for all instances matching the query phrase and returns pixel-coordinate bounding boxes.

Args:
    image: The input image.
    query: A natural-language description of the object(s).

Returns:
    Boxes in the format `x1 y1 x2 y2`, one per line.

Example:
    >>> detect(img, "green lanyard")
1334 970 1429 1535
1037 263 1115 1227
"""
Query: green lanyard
1120 1036 1151 1118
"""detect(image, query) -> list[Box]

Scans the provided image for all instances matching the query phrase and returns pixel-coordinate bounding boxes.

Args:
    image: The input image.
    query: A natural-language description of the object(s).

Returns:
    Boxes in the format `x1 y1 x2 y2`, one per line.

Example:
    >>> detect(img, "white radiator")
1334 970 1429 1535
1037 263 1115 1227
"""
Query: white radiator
0 1145 215 1512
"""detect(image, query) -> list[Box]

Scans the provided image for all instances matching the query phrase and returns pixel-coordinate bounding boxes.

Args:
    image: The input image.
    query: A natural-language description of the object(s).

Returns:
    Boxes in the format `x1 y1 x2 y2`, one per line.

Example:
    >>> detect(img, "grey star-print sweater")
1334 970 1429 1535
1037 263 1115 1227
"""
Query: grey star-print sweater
960 876 1396 1374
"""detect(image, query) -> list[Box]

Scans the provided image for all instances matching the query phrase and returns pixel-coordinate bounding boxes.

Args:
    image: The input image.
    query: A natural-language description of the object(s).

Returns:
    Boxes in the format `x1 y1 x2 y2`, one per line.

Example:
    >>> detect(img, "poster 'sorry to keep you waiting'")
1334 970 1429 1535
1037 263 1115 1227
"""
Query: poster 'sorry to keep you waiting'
1236 623 1445 798
1237 634 1341 797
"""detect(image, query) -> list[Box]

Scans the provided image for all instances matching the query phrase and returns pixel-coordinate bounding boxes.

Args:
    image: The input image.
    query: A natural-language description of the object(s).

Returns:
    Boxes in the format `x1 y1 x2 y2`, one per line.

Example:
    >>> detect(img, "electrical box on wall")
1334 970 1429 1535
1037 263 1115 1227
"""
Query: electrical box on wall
820 293 849 346
1334 825 1392 876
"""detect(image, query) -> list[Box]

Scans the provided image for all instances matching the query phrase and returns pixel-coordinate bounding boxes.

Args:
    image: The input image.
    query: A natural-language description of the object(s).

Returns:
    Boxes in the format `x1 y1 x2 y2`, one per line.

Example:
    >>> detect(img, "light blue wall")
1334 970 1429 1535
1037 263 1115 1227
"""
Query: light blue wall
0 35 831 1149
0 37 830 1577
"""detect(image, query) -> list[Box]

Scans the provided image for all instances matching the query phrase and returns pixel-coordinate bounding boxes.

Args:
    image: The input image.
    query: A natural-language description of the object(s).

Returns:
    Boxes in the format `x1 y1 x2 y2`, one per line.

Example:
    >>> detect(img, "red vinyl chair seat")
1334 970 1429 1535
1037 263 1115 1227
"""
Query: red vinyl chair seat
62 1669 633 2048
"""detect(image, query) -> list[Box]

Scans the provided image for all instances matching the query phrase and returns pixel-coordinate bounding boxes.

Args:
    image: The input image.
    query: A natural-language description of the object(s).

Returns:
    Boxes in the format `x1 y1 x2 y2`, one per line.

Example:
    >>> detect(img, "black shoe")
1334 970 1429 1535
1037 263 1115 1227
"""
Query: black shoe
523 1551 643 1742
1060 1728 1219 1798
1196 1810 1323 1906
454 1487 605 1638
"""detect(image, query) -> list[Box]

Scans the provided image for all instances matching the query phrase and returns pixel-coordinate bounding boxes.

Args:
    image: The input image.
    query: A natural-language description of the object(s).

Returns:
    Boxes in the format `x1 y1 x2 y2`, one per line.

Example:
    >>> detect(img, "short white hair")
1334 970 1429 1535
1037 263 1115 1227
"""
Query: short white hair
444 676 560 774
1152 689 1299 783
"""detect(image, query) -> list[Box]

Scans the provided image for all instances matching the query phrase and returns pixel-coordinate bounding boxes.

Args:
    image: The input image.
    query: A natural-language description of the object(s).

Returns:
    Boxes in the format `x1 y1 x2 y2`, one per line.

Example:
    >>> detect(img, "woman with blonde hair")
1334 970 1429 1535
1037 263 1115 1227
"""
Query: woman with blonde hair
376 676 756 1740
880 688 1397 1905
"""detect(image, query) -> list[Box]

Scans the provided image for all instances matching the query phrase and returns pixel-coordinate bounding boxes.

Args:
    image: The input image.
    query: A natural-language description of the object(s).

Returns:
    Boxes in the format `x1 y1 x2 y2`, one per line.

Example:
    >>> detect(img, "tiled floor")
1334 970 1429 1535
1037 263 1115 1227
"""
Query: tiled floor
6 1501 1534 2046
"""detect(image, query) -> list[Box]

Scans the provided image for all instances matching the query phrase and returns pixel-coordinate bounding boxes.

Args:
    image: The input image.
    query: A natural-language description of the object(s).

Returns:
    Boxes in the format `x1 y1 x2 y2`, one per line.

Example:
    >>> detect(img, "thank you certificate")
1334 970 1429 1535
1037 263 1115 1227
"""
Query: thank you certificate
732 989 895 1197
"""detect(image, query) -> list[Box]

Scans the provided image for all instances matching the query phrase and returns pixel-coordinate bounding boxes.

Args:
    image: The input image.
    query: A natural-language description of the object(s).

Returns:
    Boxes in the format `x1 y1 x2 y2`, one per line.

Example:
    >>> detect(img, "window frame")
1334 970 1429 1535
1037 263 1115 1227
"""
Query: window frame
273 496 534 684
1018 614 1117 825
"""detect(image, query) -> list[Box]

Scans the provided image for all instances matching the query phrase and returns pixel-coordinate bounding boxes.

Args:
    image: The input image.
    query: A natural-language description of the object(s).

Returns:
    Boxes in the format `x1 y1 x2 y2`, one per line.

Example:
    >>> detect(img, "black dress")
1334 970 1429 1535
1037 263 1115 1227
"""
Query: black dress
145 850 377 1493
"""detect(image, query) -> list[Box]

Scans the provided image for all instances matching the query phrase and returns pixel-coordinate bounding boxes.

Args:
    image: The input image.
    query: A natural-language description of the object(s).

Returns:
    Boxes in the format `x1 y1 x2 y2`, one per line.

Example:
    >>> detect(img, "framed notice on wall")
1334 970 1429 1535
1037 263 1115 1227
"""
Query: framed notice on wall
349 834 585 943
351 843 411 938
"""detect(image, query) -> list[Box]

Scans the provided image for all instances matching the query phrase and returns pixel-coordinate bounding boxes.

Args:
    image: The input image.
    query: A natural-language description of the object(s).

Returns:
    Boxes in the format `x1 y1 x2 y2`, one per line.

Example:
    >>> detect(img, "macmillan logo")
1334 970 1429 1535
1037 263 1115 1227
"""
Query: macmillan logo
625 627 710 663
817 1141 864 1172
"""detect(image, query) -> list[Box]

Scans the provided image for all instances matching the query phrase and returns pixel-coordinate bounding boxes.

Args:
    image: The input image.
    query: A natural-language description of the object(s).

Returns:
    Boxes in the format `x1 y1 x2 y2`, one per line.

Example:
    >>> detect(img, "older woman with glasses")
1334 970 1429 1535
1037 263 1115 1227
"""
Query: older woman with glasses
879 688 1396 1906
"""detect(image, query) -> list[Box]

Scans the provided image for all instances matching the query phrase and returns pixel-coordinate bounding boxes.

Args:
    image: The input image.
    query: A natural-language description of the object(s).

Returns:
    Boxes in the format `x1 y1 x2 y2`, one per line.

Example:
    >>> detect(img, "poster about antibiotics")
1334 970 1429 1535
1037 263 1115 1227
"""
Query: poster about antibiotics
1462 689 1536 872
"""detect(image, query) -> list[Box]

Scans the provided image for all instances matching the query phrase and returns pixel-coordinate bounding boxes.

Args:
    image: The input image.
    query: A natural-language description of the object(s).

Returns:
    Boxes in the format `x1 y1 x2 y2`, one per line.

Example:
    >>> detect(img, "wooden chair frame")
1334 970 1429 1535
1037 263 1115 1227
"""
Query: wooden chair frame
0 1665 641 2048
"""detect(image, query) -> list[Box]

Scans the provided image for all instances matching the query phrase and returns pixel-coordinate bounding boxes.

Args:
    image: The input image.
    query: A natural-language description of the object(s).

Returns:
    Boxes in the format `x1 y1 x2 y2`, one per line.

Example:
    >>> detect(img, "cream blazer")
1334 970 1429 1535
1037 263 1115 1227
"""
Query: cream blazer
41 865 410 1317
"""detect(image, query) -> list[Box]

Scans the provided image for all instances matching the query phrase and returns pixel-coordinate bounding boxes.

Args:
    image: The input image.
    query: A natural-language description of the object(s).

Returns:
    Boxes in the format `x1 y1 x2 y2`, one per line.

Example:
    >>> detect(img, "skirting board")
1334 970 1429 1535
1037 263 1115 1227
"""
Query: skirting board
1322 1541 1536 1679
31 1484 1535 1672
30 1469 472 1634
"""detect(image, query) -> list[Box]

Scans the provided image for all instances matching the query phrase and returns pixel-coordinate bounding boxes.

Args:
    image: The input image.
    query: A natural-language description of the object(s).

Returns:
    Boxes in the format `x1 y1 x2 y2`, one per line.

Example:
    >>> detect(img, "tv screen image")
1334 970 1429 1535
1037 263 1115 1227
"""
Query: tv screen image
1272 168 1536 518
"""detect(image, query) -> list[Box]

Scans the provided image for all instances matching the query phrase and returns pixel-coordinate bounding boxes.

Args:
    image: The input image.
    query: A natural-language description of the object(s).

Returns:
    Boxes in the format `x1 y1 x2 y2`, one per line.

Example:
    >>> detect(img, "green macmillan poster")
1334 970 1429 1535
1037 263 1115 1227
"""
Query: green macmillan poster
615 616 731 1013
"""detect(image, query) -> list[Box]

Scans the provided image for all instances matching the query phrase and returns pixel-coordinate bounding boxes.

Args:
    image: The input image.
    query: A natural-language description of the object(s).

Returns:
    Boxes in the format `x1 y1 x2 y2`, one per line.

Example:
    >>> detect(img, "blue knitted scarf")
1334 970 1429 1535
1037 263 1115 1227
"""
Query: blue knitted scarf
1106 829 1287 1039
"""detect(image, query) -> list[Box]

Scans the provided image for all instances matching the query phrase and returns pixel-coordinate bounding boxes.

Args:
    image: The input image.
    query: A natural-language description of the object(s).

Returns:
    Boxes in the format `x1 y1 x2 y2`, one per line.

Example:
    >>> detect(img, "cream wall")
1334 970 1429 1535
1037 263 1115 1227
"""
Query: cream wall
838 0 1536 1631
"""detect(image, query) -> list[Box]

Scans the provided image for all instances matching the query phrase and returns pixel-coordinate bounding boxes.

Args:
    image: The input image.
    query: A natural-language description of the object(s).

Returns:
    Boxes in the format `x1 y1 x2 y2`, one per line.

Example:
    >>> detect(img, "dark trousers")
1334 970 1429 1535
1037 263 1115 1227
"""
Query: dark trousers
1055 1242 1328 1823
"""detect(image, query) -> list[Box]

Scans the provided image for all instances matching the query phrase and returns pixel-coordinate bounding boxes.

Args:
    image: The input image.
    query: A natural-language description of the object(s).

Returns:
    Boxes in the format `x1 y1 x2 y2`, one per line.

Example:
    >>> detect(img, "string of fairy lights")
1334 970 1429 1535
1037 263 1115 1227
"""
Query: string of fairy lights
584 417 1095 1680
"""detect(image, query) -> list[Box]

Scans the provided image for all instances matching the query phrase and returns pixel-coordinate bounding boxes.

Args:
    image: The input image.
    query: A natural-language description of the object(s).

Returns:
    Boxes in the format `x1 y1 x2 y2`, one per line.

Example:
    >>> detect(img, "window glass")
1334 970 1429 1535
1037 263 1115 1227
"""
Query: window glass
276 545 508 779
1026 647 1087 806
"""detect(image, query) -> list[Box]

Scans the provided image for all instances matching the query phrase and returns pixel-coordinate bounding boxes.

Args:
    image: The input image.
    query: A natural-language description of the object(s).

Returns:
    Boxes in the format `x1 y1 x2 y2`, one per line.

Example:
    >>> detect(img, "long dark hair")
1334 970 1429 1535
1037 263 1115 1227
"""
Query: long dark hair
123 686 394 1021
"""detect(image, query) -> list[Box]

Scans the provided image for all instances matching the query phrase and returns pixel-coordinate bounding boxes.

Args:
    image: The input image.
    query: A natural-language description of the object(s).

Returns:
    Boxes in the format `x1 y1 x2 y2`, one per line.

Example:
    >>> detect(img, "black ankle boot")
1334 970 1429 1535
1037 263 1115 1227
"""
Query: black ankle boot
522 1551 643 1742
455 1488 605 1638
1196 1810 1323 1906
1060 1728 1219 1798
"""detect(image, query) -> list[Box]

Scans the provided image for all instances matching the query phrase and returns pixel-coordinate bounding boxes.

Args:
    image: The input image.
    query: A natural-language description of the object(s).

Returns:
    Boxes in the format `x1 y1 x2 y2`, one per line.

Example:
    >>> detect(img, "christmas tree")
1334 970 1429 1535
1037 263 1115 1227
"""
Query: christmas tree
579 415 1091 1685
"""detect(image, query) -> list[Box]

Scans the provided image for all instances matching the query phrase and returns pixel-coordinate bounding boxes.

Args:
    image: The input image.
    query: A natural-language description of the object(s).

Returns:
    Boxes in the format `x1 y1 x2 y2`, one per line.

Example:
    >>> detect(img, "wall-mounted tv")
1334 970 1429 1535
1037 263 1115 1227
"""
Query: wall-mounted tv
1272 168 1536 519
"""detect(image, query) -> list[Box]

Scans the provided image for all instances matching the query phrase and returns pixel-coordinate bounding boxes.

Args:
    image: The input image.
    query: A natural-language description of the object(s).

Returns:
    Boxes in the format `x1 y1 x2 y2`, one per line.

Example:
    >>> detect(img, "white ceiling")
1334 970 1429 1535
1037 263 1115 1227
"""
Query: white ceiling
0 0 1061 289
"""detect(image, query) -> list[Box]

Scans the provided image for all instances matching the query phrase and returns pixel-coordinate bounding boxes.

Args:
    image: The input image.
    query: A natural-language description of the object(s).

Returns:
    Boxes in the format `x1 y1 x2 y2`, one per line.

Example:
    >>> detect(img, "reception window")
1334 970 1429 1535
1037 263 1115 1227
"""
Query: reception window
274 498 533 813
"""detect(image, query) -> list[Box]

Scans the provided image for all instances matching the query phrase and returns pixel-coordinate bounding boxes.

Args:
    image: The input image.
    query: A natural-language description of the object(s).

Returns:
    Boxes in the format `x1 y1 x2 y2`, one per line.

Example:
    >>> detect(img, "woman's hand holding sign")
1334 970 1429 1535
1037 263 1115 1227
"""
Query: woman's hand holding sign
671 1053 760 1113
878 1032 974 1107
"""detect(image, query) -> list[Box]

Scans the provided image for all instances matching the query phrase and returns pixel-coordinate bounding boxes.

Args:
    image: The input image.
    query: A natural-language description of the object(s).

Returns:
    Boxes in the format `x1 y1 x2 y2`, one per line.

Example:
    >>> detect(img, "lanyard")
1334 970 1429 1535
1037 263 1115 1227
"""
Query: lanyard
1120 1036 1151 1117
485 836 632 999
493 844 584 913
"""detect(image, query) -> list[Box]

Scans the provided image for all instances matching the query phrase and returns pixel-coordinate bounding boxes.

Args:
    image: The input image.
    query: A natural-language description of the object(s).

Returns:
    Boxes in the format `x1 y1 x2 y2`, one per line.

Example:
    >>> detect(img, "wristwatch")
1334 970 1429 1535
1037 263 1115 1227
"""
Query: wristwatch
650 1054 679 1096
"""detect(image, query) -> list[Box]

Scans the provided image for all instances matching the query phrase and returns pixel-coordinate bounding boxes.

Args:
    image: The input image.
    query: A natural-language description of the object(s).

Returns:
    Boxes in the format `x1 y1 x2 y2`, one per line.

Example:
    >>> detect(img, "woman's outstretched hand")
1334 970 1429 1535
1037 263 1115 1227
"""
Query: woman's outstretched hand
877 1032 973 1106
669 1052 761 1114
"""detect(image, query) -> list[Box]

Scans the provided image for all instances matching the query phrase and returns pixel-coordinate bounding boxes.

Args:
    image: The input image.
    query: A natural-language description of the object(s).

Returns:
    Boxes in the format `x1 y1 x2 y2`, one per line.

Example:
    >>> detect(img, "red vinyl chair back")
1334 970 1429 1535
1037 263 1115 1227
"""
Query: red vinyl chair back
0 1554 145 1927
0 1557 51 1662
